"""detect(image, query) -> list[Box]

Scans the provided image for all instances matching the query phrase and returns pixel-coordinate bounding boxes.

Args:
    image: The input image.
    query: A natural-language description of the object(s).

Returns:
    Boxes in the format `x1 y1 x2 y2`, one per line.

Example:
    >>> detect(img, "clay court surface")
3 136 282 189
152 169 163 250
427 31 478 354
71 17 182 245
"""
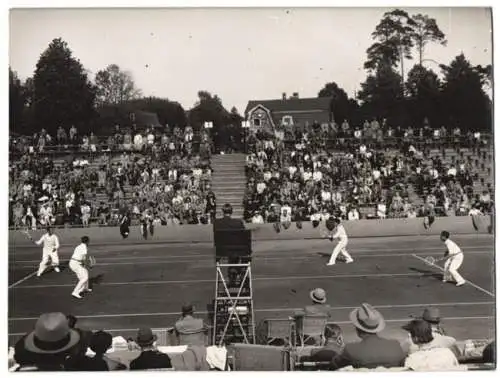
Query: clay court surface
8 233 495 346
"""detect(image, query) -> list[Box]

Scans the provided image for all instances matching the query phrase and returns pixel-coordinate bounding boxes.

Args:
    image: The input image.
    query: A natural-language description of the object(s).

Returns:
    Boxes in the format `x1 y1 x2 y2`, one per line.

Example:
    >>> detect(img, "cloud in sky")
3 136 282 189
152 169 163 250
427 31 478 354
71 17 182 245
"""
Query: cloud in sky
9 7 492 113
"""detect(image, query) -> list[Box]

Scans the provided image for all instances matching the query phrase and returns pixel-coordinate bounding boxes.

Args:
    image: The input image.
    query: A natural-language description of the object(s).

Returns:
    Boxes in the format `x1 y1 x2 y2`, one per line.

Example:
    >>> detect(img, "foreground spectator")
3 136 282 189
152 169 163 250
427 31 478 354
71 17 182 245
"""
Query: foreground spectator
174 304 208 346
419 307 458 350
330 303 405 370
403 320 461 371
305 324 345 363
129 328 172 370
293 288 332 345
12 312 82 371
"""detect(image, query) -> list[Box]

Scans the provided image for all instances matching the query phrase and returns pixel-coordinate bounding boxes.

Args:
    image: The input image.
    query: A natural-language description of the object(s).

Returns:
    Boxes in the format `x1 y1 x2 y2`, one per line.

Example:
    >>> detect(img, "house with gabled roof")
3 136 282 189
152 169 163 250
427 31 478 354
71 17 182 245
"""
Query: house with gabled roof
244 93 333 133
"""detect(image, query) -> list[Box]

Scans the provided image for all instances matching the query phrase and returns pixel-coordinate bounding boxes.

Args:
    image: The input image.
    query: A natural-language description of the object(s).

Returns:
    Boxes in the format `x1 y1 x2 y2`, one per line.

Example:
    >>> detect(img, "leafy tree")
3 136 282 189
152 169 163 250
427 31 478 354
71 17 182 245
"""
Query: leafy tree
358 63 405 124
405 64 441 126
128 97 187 128
440 54 492 131
365 9 416 86
188 90 230 131
9 68 26 133
317 81 357 123
95 64 142 105
33 38 96 134
410 14 447 65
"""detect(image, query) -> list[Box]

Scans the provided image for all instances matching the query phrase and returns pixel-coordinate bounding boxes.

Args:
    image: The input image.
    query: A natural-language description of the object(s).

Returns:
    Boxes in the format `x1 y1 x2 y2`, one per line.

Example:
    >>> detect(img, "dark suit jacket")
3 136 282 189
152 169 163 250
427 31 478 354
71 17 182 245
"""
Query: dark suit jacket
130 350 172 370
330 334 406 370
213 215 244 232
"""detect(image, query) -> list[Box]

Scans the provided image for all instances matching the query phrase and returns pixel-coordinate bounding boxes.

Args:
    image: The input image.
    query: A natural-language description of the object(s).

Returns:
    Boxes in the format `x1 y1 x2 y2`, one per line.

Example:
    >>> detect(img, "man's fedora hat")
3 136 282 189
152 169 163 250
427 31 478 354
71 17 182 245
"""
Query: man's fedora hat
24 312 80 354
136 328 157 347
349 303 386 334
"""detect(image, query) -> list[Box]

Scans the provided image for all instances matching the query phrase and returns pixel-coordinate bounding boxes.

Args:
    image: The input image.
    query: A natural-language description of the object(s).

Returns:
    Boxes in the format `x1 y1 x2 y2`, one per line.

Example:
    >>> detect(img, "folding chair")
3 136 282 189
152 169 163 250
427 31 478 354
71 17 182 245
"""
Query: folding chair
296 315 328 347
152 328 173 346
263 318 296 347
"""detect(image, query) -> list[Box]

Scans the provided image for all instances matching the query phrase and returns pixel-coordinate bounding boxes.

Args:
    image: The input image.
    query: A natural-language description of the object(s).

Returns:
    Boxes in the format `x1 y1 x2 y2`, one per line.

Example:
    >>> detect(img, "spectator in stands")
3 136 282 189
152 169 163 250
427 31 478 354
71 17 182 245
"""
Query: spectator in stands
12 312 82 371
330 303 405 370
304 324 345 363
129 328 172 370
403 320 460 371
174 304 208 346
83 331 127 371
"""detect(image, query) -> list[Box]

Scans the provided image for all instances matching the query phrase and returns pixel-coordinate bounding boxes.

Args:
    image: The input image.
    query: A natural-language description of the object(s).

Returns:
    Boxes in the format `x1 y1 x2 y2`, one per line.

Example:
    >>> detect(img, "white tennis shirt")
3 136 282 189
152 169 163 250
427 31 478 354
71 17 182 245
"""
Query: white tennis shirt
71 243 88 261
35 233 59 251
444 239 462 256
333 224 348 243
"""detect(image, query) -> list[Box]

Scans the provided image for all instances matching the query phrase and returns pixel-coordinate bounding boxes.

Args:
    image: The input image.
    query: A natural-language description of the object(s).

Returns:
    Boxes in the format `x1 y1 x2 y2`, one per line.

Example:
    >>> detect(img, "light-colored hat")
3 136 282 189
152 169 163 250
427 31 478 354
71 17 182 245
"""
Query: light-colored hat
422 307 440 323
24 313 80 354
349 303 386 334
310 288 327 304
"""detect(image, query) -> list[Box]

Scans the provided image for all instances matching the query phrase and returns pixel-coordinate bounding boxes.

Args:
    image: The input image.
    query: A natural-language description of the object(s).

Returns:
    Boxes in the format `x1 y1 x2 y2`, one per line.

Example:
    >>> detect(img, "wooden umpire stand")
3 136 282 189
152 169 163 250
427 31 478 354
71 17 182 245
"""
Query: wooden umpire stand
213 228 256 346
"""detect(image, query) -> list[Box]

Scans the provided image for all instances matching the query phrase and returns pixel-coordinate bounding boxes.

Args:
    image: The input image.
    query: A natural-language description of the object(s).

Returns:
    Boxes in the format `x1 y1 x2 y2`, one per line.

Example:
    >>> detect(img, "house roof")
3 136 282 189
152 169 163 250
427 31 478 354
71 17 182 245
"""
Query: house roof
245 97 333 126
245 97 332 115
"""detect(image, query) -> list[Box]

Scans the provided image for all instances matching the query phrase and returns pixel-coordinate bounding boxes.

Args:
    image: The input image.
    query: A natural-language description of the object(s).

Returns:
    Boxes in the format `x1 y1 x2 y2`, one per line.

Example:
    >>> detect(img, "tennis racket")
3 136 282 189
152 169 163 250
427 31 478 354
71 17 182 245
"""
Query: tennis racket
84 256 97 269
423 256 447 266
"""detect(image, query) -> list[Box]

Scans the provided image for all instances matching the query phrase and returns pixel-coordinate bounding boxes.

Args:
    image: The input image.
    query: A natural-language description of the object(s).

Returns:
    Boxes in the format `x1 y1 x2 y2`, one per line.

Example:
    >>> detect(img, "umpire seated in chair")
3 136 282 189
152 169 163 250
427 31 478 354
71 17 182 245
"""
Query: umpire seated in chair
174 304 208 346
213 203 248 285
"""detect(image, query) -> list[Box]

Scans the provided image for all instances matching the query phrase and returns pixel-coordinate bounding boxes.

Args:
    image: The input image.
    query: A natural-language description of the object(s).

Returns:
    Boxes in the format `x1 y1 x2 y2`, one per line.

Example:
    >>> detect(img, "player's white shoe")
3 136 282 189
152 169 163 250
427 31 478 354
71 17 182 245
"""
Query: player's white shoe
345 259 354 264
54 267 60 273
456 281 465 287
72 293 83 299
326 262 336 266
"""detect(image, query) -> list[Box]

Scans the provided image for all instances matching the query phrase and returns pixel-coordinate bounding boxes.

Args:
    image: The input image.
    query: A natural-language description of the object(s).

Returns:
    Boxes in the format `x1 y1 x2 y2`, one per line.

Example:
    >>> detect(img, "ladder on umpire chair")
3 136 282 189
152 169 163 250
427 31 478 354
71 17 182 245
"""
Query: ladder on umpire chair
213 260 256 346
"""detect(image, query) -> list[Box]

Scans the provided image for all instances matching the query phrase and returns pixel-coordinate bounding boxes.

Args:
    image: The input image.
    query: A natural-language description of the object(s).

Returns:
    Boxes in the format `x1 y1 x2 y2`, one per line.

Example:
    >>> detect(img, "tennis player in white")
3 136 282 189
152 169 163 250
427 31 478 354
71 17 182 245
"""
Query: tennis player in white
326 218 354 266
440 231 465 287
69 236 92 299
33 226 60 276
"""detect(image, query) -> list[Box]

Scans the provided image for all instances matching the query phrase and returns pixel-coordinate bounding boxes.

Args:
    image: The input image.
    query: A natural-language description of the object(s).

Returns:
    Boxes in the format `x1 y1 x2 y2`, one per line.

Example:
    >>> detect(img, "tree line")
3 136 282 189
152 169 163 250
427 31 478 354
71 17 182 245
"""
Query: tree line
318 9 492 132
10 9 493 138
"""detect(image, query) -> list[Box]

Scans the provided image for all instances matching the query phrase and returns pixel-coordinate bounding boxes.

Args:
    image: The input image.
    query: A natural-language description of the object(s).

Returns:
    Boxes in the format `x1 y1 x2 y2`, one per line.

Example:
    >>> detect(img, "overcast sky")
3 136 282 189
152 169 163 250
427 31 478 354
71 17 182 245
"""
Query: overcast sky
9 7 492 113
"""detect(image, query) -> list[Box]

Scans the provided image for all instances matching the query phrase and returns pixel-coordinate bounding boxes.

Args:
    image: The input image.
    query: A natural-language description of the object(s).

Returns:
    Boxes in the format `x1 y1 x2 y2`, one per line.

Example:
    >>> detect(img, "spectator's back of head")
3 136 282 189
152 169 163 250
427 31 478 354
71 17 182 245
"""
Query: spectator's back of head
90 331 113 355
403 319 433 345
182 304 194 317
222 203 233 216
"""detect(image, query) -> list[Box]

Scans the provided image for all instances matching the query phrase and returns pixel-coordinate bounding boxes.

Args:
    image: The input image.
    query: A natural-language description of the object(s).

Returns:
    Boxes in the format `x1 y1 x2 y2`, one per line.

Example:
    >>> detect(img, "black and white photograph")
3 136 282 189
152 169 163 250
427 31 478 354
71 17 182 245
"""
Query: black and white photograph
6 3 496 372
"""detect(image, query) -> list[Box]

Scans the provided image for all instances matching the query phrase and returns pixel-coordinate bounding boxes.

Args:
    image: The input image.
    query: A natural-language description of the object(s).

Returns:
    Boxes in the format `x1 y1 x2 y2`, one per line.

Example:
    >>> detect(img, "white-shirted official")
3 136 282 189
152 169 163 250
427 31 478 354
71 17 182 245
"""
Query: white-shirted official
34 226 60 276
327 218 354 265
440 231 465 287
69 236 92 299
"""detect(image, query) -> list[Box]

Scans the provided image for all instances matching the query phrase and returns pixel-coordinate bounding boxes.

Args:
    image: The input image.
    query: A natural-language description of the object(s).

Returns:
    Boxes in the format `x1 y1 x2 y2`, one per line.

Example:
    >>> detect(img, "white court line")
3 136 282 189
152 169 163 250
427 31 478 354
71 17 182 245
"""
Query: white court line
8 270 38 289
8 316 495 337
7 272 469 290
412 254 495 298
8 301 494 322
9 250 493 266
8 243 494 257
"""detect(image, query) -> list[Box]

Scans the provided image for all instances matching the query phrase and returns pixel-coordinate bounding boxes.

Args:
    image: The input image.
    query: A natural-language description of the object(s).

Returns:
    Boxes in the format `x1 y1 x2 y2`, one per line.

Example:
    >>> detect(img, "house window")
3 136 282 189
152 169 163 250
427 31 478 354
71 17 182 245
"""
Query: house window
253 118 261 127
282 116 293 126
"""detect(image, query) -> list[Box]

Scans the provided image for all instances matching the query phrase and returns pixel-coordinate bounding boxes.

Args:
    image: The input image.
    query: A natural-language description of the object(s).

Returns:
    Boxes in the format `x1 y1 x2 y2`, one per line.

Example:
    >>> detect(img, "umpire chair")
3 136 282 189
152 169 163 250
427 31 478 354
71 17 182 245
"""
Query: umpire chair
213 228 256 346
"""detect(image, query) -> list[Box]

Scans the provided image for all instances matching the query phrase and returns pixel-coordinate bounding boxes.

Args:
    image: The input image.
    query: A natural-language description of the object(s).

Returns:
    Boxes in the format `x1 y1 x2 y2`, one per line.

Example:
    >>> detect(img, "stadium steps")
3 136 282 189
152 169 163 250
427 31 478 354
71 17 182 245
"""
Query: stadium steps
211 153 246 219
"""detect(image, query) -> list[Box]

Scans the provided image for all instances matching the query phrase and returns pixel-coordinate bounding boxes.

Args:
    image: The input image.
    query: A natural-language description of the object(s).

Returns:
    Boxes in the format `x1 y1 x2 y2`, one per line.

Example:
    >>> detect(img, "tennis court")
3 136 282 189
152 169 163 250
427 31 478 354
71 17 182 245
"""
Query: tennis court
8 233 495 346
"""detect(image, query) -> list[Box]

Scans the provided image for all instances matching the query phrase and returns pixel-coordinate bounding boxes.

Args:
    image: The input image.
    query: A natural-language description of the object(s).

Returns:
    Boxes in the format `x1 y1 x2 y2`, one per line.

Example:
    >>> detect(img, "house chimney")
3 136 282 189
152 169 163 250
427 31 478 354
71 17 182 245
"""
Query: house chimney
282 92 287 100
292 92 299 99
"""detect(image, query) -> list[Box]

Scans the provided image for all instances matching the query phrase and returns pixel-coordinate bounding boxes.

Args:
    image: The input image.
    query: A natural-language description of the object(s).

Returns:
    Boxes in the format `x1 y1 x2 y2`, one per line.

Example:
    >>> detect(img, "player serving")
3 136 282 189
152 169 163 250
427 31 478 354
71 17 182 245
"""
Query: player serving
326 217 354 266
440 231 465 287
27 226 60 277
